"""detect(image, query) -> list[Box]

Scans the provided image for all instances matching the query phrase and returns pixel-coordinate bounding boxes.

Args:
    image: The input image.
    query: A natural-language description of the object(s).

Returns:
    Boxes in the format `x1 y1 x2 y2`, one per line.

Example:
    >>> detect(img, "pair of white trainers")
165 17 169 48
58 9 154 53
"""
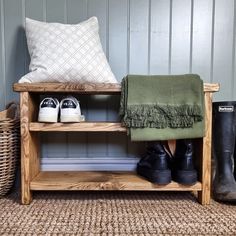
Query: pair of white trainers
38 96 85 123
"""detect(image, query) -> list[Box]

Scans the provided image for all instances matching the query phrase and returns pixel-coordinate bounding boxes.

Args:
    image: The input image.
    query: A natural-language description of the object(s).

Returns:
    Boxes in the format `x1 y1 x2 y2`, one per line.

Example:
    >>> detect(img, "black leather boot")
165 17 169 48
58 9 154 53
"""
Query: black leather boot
137 142 171 184
172 139 197 185
213 101 236 202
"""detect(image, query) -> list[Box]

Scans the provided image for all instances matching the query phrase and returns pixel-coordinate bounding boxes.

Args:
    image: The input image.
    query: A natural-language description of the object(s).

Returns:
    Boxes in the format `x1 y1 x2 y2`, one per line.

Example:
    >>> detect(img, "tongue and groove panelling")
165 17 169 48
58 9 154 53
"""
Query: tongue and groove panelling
0 0 236 170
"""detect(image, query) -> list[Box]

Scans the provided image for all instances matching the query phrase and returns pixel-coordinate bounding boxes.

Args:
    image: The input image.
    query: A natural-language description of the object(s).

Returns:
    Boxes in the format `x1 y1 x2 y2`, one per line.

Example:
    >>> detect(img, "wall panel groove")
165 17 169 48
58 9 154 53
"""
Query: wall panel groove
129 0 149 74
171 0 192 74
147 0 151 74
213 0 234 101
232 0 236 99
43 0 46 21
22 0 26 76
106 0 109 60
127 0 130 74
192 0 213 82
0 0 6 109
210 0 215 83
150 0 170 74
64 0 68 23
4 0 25 103
1 0 236 170
168 0 173 74
189 0 194 73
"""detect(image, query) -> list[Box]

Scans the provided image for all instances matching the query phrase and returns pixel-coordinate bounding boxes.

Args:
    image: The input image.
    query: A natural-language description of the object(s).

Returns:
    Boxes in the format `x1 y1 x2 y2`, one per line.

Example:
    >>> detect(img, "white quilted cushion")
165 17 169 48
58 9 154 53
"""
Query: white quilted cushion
19 17 117 83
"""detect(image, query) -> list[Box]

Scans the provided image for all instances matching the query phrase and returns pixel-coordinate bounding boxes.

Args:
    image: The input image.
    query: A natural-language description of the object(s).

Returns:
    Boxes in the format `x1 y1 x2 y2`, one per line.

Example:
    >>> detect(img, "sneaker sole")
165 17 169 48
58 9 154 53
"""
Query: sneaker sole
137 165 171 185
60 115 85 123
38 114 58 123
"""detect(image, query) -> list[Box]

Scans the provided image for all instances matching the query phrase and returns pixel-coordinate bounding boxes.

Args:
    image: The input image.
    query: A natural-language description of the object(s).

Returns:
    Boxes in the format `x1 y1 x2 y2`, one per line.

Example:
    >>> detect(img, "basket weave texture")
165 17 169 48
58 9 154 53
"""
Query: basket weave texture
0 102 20 196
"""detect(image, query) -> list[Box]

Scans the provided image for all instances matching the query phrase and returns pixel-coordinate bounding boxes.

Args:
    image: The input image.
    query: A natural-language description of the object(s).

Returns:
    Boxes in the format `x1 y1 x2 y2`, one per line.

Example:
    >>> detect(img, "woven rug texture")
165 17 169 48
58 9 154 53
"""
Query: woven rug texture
0 191 236 235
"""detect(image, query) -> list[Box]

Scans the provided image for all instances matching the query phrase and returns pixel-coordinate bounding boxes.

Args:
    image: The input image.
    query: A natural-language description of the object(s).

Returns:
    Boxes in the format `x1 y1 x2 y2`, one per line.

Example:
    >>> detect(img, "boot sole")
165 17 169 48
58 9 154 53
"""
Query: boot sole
172 170 197 185
213 192 236 202
137 165 171 185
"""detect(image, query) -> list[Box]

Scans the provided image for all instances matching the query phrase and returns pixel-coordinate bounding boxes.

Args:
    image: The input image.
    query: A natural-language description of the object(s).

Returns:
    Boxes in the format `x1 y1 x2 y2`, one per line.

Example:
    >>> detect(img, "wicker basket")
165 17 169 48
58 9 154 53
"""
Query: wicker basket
0 102 20 196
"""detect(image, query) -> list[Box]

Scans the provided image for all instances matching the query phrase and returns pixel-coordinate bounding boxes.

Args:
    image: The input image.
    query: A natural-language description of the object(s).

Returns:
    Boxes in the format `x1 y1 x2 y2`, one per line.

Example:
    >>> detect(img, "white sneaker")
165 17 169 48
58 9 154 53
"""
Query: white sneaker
60 96 85 122
38 97 59 123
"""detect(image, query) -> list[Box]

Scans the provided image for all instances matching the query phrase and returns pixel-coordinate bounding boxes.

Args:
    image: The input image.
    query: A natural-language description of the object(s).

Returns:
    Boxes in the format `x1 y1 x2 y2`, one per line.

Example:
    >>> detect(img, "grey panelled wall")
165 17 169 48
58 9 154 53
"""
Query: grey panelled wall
0 0 236 170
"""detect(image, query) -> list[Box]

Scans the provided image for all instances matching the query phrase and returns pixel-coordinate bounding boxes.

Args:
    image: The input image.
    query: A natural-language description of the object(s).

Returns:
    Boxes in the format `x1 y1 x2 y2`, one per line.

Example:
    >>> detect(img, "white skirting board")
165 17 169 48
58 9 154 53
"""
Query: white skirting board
41 156 140 171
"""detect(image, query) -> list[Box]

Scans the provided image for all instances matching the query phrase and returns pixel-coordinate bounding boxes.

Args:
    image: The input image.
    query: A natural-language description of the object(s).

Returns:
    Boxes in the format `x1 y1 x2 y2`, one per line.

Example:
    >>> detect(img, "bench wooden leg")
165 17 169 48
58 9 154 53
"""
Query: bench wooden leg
20 92 40 204
198 92 213 205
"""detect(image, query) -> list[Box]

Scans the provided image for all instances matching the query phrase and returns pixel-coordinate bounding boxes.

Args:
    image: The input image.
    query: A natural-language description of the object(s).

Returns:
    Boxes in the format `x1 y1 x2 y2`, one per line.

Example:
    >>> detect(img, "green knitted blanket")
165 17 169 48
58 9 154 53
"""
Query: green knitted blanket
119 74 205 141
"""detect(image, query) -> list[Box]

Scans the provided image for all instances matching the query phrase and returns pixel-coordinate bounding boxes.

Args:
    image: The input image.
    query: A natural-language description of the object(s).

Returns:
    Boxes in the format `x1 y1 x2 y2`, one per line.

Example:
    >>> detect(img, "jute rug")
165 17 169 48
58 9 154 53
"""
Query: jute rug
0 191 236 235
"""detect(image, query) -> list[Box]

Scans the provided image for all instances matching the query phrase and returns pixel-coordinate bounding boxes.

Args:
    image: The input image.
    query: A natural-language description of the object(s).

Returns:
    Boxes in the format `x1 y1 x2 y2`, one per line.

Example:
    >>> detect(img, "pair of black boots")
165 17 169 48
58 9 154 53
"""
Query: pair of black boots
212 101 236 202
137 139 197 185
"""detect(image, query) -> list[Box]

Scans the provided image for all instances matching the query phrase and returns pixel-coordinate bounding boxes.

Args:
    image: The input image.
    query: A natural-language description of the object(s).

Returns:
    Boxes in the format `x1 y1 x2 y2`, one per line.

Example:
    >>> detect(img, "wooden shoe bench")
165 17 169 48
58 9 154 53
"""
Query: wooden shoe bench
13 82 219 205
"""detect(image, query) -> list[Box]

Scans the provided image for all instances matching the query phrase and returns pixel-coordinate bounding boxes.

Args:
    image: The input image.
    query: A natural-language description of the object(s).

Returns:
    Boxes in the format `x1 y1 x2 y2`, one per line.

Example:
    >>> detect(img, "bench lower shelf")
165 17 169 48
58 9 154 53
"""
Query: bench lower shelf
30 171 202 191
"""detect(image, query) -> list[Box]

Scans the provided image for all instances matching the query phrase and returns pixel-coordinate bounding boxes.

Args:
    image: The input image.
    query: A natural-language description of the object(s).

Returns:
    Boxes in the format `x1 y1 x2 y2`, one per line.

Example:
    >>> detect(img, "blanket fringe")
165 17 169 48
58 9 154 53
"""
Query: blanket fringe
122 104 203 128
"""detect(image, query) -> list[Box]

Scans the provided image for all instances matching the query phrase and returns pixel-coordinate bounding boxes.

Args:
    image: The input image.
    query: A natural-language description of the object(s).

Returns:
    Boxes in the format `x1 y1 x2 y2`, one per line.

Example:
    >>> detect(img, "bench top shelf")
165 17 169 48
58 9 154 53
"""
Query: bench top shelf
13 82 220 93
13 82 122 94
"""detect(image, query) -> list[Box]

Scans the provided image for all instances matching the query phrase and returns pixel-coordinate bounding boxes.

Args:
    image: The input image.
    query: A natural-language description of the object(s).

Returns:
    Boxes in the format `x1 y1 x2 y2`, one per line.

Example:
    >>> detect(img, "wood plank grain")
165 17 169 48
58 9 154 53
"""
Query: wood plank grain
13 82 219 92
13 83 122 93
30 171 202 191
203 83 220 92
20 92 31 204
30 122 127 132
